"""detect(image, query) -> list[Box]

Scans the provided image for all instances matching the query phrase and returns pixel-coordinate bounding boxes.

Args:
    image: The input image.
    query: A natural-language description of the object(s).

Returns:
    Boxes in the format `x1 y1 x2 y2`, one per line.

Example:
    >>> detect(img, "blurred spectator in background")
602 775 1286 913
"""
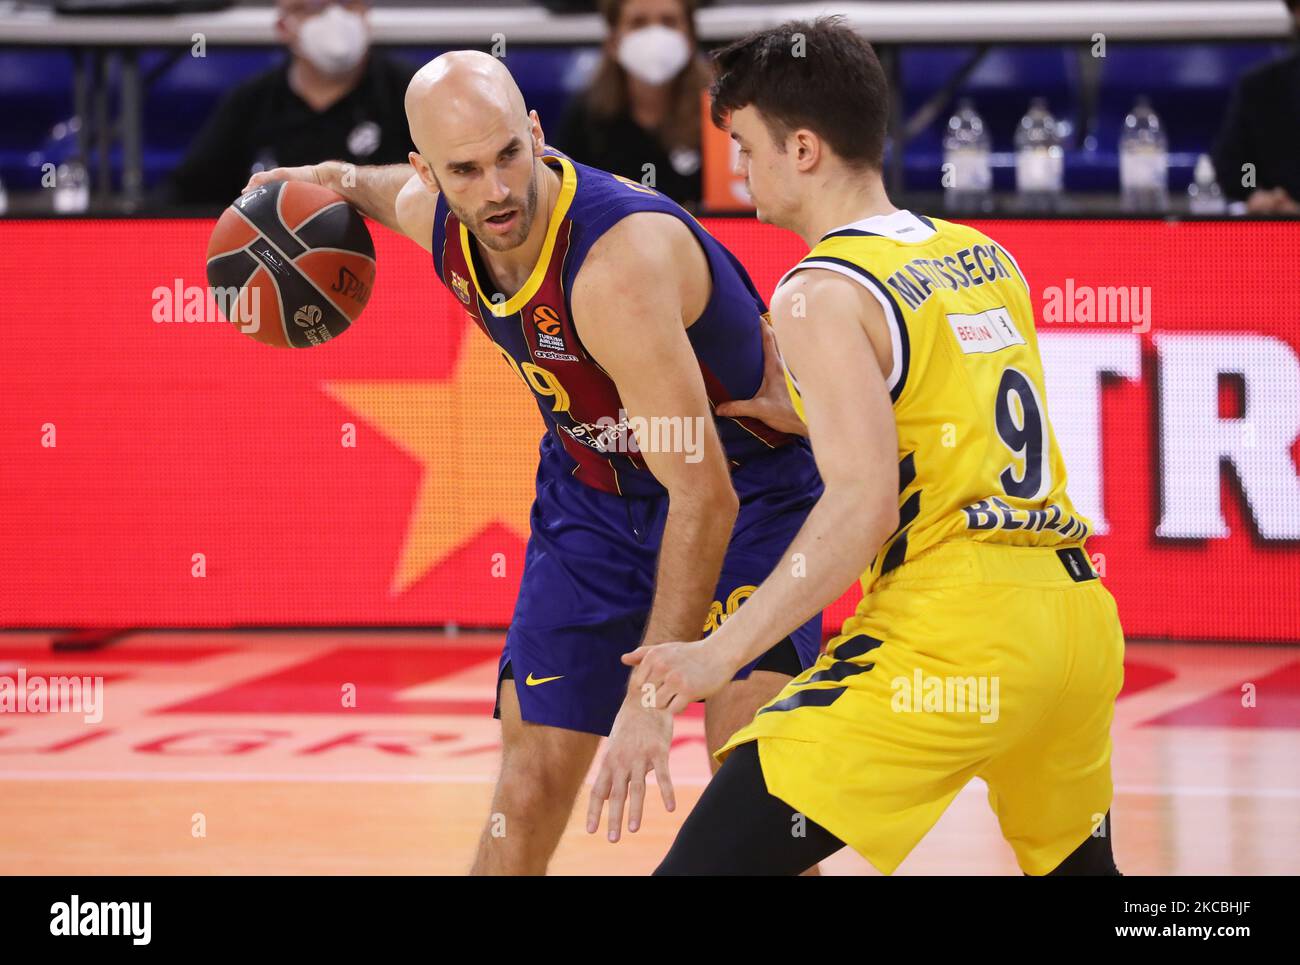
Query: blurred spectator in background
555 0 711 208
1212 0 1300 213
163 0 415 206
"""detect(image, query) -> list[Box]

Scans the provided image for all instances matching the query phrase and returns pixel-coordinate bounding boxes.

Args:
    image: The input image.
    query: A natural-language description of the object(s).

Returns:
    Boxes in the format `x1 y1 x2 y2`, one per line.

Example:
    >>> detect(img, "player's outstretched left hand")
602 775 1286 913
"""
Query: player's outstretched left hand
623 639 735 714
586 700 676 842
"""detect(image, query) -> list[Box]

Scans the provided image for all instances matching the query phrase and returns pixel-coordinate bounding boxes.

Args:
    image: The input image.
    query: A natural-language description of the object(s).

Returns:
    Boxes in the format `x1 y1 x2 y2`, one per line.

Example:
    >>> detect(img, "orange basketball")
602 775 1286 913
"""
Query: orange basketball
205 180 375 347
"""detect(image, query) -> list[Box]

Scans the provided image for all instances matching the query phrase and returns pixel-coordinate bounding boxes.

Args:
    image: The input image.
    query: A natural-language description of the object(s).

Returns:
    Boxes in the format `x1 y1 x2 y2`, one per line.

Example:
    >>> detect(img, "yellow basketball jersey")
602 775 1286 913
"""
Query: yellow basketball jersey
781 210 1091 590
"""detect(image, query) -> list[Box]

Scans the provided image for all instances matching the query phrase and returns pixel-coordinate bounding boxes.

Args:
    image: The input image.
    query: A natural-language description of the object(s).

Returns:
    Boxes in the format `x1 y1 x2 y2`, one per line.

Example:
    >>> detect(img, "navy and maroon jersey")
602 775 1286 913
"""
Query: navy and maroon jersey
430 148 803 497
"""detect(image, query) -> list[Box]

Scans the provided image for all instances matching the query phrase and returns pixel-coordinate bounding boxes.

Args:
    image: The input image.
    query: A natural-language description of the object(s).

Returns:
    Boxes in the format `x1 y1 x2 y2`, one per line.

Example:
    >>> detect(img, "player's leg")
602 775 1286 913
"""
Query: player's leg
1044 812 1120 875
704 664 797 770
684 548 1053 875
981 579 1126 876
700 443 828 863
469 673 600 875
468 463 661 874
664 635 992 873
705 641 826 874
655 740 847 875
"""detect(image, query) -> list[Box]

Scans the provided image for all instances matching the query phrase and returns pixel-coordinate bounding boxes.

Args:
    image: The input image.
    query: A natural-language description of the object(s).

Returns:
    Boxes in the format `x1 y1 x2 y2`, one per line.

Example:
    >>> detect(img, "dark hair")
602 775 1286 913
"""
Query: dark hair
710 16 889 170
585 0 712 153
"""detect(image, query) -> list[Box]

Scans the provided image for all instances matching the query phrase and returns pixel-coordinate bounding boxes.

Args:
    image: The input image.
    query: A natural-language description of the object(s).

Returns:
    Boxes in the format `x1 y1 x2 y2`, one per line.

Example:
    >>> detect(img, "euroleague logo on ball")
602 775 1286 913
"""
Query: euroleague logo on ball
294 304 323 328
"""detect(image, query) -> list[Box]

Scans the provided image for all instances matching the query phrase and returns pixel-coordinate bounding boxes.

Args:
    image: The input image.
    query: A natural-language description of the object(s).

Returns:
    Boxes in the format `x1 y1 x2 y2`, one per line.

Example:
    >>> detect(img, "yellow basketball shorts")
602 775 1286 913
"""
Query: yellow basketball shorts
717 540 1126 875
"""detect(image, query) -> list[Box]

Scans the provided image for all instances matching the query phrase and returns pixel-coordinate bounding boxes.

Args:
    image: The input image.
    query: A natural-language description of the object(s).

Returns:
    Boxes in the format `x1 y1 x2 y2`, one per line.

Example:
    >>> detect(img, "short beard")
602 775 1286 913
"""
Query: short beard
456 165 540 253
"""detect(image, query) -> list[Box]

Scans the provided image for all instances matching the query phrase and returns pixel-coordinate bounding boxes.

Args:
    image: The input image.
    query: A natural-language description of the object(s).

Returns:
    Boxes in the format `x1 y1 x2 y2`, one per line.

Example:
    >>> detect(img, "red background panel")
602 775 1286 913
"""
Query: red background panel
0 218 1296 640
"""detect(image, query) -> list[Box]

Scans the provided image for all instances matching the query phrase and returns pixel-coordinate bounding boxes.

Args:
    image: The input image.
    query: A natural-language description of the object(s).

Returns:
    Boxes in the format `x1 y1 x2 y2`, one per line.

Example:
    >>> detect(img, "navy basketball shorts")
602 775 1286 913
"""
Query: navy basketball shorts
494 441 825 736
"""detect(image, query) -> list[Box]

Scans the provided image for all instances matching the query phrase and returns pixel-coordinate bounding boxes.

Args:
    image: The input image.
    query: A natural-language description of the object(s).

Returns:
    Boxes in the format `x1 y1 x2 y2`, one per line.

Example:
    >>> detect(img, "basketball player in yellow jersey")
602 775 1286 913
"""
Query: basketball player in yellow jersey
618 17 1126 875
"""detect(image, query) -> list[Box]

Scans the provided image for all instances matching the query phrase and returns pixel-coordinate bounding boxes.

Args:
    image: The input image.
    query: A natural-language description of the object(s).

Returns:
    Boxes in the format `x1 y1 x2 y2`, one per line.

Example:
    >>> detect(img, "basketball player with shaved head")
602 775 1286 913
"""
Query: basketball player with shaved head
244 50 824 874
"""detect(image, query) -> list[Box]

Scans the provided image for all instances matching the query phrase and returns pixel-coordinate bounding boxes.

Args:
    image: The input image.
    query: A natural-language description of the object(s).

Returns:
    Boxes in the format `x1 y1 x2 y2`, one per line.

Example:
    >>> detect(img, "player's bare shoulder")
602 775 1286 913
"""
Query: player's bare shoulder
772 267 892 377
571 212 709 326
772 267 870 328
395 173 441 254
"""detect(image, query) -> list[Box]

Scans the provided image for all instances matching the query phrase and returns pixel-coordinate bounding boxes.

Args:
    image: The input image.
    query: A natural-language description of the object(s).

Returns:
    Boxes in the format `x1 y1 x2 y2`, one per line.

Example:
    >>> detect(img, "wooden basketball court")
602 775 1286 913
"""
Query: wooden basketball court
1 630 1296 875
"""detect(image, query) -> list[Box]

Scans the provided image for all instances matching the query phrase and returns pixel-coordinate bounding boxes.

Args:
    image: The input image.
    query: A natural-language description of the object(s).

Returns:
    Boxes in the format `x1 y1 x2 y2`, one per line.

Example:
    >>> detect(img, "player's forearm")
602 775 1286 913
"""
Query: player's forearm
314 161 412 234
638 488 739 652
710 485 895 670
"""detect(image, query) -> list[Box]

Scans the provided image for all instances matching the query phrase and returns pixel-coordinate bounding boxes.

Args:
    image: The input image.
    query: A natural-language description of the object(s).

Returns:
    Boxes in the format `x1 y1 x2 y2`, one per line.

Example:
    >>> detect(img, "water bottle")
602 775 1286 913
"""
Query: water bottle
1187 153 1226 215
1014 98 1064 211
943 98 992 213
1119 96 1168 212
53 158 90 213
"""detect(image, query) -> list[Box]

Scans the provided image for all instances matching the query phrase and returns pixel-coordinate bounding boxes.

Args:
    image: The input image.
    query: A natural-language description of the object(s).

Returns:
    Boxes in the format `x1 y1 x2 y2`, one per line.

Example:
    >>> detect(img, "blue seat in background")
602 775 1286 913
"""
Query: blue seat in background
0 40 1291 199
140 48 281 186
143 48 281 152
0 44 594 193
0 50 76 191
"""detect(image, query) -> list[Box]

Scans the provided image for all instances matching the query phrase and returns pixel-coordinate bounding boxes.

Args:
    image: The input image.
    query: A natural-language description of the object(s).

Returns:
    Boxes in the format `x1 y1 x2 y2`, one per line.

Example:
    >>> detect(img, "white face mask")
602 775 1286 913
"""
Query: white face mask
617 25 691 86
297 5 368 76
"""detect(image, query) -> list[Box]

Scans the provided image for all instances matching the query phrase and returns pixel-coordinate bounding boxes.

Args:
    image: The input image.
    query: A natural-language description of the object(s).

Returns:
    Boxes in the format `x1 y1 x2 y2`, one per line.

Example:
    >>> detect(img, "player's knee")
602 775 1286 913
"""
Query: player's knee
494 755 583 815
1045 819 1120 876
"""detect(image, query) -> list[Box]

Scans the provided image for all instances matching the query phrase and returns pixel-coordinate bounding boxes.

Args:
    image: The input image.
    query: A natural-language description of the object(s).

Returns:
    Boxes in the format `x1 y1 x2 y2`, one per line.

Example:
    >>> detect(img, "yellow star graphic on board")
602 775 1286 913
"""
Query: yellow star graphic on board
323 327 544 595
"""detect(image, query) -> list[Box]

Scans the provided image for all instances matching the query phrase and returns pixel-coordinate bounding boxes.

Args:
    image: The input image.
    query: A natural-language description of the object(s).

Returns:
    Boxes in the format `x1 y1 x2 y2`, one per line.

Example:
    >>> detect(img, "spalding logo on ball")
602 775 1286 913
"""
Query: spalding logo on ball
206 181 375 347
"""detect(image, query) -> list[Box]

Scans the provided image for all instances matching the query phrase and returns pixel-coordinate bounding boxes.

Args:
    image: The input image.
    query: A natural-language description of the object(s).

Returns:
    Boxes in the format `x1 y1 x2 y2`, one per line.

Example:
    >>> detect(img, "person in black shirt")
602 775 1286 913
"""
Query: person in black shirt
1212 0 1300 214
163 0 415 207
555 0 711 209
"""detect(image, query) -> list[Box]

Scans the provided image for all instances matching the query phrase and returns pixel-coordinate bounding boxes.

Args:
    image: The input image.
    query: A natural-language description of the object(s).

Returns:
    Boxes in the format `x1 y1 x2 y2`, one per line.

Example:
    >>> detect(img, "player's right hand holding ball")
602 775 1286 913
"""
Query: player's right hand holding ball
241 164 328 195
